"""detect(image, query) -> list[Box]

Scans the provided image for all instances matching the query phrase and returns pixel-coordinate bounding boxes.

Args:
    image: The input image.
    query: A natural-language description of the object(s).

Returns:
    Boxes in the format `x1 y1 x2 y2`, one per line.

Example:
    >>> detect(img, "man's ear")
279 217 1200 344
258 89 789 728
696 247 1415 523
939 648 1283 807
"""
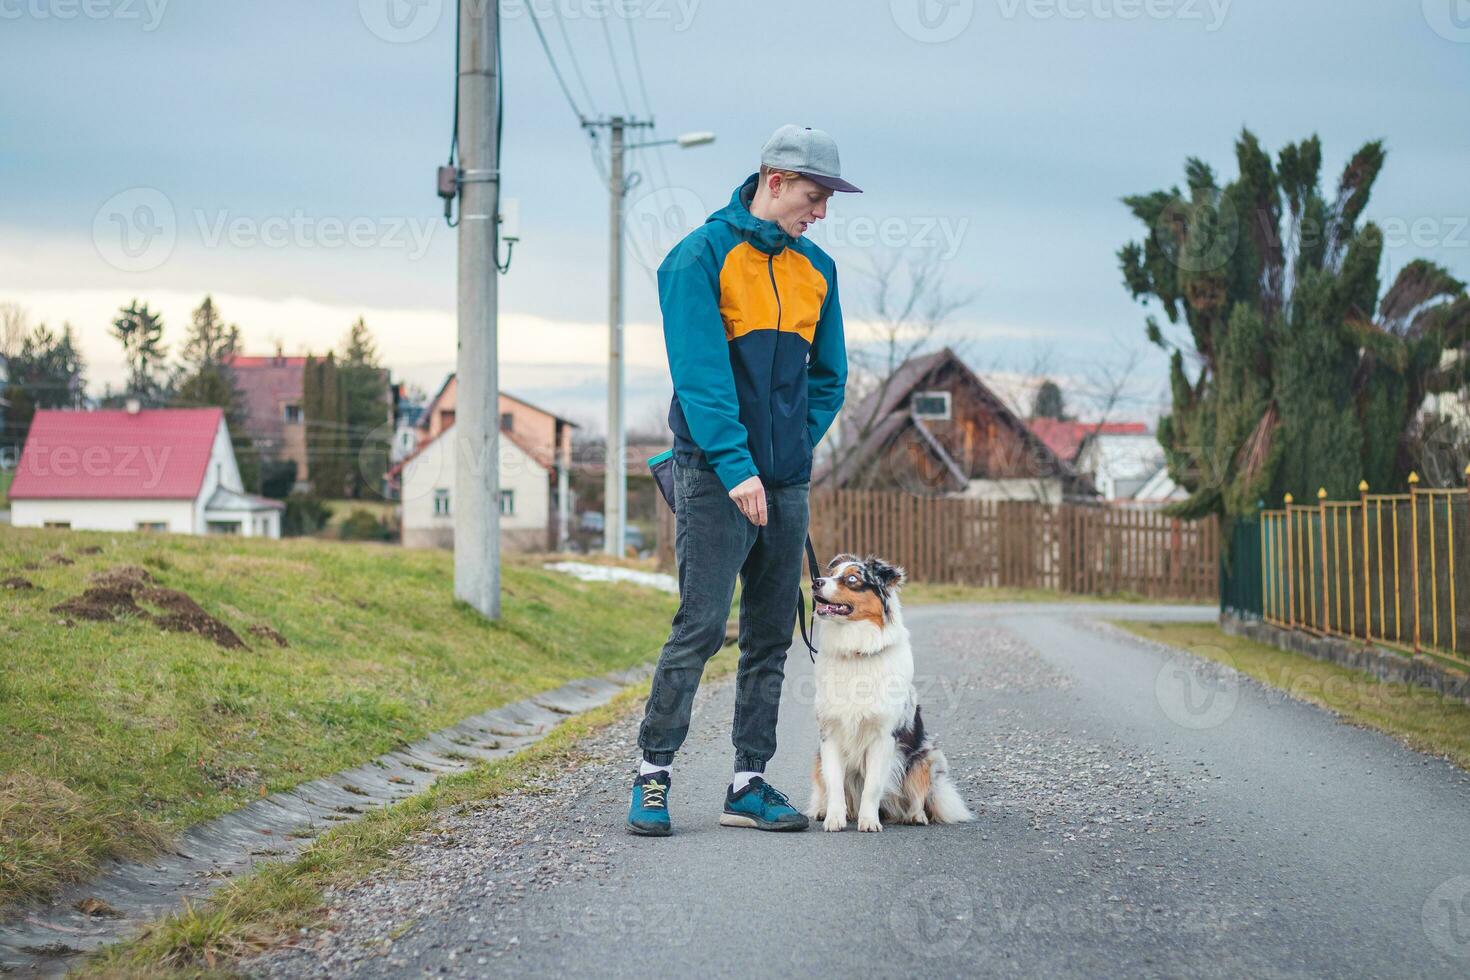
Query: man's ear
865 557 907 590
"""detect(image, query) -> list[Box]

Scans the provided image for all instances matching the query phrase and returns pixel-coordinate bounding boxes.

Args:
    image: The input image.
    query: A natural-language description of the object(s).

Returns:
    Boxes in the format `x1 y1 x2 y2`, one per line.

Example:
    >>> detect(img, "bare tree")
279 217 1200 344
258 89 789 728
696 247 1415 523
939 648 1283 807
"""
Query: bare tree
0 303 30 360
818 249 975 488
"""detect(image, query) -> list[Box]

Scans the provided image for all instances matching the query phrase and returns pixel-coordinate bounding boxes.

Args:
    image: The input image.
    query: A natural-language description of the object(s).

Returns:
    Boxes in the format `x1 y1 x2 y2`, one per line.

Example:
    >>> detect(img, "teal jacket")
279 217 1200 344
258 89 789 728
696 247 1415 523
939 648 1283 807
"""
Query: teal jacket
661 174 847 490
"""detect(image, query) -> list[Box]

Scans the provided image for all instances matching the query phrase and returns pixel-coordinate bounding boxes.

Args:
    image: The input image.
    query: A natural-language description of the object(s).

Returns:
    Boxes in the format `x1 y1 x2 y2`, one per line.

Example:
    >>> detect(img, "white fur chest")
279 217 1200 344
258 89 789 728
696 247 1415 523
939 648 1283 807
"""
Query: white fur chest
812 621 915 756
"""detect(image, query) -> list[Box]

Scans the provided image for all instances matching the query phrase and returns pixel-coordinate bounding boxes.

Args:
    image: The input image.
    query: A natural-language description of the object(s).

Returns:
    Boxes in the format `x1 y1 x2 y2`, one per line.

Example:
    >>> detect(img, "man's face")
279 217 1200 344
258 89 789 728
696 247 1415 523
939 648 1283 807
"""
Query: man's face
768 174 833 238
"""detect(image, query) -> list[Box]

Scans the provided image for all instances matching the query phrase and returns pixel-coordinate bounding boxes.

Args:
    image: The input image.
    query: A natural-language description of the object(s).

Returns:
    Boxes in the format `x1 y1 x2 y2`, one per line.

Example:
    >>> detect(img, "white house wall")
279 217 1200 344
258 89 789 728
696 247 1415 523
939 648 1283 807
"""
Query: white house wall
11 497 197 532
400 429 549 550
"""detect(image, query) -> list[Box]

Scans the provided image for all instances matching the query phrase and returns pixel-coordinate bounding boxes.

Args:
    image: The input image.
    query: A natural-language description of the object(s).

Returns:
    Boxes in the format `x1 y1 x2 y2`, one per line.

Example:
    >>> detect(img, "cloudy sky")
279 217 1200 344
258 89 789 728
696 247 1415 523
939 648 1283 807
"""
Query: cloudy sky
3 0 1468 434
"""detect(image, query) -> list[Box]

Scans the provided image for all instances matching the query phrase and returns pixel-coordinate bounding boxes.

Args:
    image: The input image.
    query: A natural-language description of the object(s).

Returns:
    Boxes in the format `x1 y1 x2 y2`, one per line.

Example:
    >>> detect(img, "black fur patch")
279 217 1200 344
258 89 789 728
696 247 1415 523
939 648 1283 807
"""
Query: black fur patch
893 704 928 769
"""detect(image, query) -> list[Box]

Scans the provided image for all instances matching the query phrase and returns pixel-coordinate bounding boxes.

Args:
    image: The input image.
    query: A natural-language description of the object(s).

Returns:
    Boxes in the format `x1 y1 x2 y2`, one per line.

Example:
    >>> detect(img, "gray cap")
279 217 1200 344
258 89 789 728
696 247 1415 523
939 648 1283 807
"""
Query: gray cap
759 124 862 194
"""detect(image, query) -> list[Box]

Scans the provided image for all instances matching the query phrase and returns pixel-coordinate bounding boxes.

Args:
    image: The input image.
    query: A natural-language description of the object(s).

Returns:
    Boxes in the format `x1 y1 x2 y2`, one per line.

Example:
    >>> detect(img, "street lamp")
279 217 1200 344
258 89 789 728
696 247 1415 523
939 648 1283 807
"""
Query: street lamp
585 117 715 557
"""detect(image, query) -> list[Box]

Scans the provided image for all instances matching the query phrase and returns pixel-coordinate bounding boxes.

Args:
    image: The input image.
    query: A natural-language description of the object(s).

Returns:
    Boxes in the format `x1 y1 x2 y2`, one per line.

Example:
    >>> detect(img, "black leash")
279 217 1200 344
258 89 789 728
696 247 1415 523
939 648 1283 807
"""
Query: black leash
797 534 820 662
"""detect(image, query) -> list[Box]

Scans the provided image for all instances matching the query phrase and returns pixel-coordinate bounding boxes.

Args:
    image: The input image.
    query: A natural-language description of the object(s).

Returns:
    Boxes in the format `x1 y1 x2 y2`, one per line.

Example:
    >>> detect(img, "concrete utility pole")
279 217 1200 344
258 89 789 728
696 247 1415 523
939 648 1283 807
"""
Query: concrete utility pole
583 117 713 558
454 0 501 618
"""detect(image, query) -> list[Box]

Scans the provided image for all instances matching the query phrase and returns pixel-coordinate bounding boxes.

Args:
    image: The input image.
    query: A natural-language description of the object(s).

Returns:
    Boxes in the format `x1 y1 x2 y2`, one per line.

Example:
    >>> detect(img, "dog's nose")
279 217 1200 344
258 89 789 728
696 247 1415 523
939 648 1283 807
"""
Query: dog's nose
812 577 825 589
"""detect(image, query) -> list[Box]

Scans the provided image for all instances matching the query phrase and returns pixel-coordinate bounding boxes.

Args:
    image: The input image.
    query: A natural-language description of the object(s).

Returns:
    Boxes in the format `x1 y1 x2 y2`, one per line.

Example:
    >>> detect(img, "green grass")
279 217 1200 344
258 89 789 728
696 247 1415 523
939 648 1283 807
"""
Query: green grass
1114 621 1470 769
320 498 396 526
0 469 12 508
82 652 737 977
0 527 677 913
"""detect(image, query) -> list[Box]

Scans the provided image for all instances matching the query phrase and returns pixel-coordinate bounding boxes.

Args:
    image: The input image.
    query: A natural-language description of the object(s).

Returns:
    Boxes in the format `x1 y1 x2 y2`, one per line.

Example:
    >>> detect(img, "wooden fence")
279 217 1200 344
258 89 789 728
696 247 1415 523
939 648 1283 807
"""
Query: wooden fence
656 489 1220 600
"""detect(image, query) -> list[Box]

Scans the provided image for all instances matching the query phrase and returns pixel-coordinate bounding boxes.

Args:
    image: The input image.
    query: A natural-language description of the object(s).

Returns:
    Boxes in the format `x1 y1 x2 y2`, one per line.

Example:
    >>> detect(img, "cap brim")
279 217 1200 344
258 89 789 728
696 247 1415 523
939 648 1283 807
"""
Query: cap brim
801 172 862 194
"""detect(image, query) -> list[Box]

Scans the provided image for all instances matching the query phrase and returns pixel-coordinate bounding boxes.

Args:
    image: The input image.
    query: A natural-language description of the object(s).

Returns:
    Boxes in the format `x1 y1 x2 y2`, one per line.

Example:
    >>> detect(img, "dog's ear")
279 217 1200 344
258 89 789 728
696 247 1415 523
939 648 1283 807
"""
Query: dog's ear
826 552 860 572
865 557 907 590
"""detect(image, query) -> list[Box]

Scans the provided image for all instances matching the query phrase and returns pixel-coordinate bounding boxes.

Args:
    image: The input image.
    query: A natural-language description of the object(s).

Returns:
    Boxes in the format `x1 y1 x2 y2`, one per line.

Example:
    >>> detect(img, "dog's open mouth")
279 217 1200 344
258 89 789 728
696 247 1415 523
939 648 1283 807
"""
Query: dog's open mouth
814 600 852 618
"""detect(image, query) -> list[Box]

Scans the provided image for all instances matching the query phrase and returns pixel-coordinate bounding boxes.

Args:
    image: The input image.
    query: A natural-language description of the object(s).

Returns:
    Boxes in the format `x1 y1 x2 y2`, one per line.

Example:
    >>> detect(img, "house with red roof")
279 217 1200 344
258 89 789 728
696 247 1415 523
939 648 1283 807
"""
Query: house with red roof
8 404 283 537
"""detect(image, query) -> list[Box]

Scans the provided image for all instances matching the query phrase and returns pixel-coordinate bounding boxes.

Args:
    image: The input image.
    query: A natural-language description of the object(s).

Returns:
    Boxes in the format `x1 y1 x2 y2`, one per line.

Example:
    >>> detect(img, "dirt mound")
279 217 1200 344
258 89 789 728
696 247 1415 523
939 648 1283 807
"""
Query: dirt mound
2 576 37 590
51 586 143 622
89 565 154 589
43 553 75 566
75 545 103 555
49 566 245 650
248 624 289 647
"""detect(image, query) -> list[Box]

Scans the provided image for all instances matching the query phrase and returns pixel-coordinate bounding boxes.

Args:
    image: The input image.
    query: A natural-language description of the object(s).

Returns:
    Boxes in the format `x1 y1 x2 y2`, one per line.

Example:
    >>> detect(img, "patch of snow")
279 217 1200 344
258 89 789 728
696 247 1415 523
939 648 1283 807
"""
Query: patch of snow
543 561 678 595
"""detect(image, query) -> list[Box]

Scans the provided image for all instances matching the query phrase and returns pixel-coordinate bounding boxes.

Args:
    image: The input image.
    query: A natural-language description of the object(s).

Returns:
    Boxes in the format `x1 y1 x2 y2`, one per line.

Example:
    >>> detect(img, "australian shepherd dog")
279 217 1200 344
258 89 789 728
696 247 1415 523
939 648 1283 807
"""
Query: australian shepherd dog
806 554 973 832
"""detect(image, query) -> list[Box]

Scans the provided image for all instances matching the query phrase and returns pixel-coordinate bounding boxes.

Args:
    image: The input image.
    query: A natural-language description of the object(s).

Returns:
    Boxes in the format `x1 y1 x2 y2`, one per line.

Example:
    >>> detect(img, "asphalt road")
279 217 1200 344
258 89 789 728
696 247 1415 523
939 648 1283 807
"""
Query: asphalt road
259 602 1470 979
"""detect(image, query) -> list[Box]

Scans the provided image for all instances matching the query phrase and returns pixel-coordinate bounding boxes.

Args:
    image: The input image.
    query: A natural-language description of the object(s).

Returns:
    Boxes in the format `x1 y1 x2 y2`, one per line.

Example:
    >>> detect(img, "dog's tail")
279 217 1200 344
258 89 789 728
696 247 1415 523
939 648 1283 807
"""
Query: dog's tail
924 748 975 823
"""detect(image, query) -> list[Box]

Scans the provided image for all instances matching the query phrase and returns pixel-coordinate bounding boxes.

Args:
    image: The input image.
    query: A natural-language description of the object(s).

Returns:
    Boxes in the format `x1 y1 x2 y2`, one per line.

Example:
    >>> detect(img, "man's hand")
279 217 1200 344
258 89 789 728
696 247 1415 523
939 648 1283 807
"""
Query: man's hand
728 475 767 526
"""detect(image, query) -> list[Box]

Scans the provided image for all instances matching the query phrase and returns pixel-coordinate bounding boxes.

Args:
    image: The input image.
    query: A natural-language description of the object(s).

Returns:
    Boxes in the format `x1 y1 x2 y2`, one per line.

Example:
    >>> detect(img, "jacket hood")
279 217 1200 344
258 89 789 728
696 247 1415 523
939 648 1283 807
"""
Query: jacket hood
707 173 796 255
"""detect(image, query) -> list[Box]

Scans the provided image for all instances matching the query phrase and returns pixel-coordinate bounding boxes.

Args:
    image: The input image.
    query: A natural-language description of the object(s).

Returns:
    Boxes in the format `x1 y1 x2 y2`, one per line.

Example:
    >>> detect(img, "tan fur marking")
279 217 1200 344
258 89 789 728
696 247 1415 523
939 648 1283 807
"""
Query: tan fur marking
904 756 933 822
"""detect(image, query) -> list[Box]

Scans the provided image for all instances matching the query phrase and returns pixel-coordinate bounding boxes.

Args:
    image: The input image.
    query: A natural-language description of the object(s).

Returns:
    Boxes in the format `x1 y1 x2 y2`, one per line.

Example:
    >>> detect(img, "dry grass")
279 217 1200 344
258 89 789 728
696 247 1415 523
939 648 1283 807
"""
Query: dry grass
1114 621 1470 769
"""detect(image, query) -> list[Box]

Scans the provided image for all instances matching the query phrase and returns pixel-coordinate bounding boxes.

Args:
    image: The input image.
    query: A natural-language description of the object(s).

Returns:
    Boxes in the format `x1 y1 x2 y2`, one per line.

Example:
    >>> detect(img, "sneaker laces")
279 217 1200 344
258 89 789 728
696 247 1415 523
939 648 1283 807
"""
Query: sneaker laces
756 780 792 809
640 779 668 810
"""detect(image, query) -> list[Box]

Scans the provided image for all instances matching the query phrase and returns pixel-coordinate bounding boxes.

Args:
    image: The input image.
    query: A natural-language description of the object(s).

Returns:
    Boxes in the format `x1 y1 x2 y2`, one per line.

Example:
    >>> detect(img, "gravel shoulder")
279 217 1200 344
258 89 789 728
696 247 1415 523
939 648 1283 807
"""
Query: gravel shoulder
251 603 1470 978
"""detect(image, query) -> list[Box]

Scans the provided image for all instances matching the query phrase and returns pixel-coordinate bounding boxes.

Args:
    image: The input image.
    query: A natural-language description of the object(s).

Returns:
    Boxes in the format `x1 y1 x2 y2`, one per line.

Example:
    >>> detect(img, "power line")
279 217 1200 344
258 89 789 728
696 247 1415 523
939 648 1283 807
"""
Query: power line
552 3 598 118
621 16 676 196
525 3 585 124
598 14 633 115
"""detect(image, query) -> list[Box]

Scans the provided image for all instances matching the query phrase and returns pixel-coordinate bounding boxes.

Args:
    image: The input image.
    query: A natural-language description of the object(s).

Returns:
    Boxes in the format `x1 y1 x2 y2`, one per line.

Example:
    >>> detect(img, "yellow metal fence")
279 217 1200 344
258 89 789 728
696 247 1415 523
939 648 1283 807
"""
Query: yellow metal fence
1260 470 1470 667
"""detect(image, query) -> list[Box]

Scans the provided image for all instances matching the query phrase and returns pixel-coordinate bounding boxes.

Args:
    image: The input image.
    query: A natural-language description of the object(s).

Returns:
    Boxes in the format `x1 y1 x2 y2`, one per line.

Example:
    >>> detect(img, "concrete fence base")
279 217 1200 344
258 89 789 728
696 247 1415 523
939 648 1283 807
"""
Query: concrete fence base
1221 614 1470 705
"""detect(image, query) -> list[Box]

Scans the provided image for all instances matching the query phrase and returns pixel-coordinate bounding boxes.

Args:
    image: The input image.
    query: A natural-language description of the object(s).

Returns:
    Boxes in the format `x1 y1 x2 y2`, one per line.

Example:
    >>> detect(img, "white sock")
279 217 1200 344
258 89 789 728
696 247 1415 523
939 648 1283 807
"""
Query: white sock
639 760 671 777
732 771 761 794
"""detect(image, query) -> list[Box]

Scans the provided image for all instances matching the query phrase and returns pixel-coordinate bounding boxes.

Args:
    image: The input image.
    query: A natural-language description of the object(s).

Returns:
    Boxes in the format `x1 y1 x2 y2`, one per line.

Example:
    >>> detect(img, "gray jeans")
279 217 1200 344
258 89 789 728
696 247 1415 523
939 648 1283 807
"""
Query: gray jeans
638 459 810 772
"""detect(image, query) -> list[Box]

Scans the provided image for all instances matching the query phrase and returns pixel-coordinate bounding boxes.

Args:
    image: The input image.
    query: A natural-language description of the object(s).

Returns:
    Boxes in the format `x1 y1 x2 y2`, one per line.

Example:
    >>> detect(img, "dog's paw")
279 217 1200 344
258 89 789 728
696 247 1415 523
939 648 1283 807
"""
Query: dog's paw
912 811 929 826
857 813 883 833
823 813 846 832
805 808 826 821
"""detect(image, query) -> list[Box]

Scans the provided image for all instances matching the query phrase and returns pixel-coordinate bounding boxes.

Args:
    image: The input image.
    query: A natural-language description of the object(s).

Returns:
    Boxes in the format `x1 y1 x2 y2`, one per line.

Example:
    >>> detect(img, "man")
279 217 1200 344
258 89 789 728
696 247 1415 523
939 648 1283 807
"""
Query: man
629 125 858 836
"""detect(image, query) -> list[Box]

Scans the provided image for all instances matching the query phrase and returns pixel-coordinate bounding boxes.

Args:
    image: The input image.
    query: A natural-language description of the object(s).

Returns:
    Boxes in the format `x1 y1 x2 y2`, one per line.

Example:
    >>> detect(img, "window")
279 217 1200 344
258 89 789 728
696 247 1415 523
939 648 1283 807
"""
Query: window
136 521 168 533
207 520 242 535
433 488 451 516
43 521 71 529
499 489 515 516
500 412 514 432
912 390 952 421
283 404 302 424
440 409 455 429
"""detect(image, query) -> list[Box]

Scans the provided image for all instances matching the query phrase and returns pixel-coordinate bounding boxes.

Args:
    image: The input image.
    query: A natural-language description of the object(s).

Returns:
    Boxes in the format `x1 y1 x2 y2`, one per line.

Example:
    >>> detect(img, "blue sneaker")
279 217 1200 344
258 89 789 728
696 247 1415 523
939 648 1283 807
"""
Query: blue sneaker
627 771 672 836
719 776 809 831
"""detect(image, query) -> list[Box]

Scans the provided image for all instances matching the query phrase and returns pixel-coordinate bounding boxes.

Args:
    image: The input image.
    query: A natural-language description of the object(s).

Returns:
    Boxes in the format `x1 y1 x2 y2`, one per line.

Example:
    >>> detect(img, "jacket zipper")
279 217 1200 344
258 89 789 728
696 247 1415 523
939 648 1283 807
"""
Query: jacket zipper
766 254 782 329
